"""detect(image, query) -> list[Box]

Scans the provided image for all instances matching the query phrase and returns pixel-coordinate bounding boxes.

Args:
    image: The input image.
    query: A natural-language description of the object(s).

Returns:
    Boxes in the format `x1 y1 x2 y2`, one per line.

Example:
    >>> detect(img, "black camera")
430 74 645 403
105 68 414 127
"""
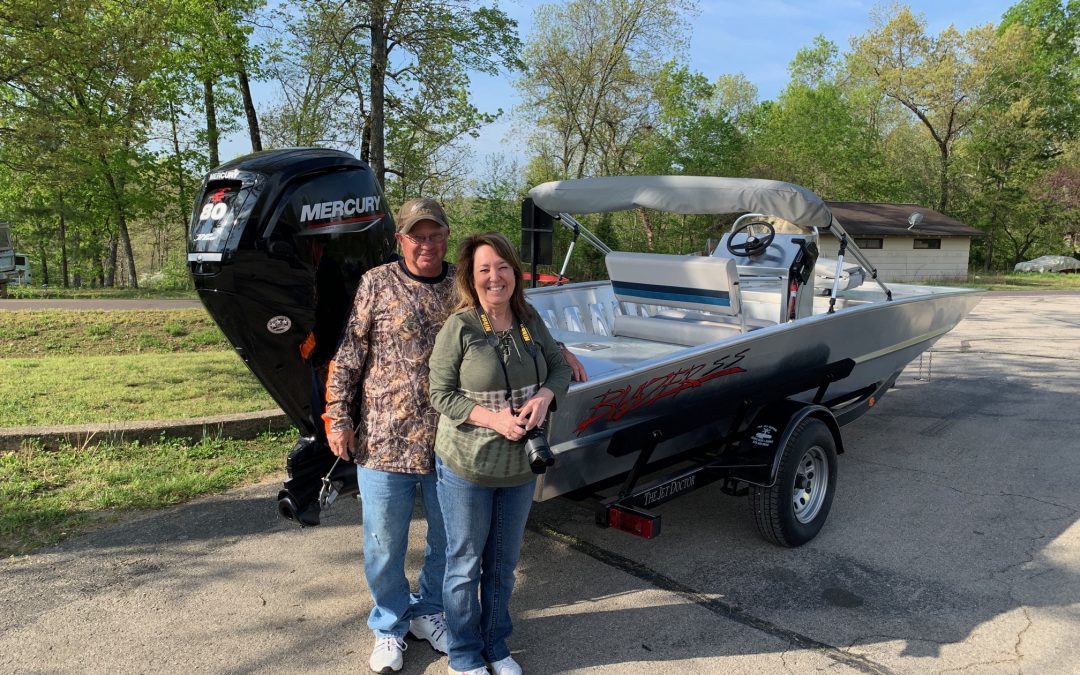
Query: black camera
524 426 555 474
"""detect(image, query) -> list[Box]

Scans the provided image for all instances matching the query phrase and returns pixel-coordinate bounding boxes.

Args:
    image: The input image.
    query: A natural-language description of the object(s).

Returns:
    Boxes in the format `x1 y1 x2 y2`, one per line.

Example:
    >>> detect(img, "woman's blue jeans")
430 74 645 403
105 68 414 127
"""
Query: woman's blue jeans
357 466 446 638
436 457 536 671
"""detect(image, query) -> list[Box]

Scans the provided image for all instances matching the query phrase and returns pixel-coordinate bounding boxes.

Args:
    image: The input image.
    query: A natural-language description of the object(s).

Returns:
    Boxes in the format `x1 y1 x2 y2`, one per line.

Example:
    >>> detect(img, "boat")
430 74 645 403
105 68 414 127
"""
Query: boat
517 176 983 545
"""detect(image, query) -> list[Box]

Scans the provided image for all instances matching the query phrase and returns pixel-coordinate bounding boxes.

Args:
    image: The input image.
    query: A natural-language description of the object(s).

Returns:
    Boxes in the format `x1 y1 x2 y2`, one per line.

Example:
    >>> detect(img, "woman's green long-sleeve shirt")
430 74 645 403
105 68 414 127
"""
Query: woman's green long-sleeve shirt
428 308 571 487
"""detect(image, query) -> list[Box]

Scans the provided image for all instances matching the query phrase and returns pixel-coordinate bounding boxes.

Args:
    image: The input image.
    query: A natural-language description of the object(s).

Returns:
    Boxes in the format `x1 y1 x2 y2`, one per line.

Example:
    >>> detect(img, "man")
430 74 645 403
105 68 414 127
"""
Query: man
323 198 585 673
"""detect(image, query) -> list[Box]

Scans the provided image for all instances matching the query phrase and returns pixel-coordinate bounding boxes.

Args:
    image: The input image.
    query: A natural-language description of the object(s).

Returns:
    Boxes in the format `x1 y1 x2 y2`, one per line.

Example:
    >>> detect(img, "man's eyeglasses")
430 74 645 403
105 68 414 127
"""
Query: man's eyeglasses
400 232 448 246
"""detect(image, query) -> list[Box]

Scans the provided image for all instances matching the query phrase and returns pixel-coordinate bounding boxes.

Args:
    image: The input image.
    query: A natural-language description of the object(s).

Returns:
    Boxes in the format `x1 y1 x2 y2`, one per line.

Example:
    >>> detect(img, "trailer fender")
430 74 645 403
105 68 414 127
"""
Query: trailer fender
740 402 843 488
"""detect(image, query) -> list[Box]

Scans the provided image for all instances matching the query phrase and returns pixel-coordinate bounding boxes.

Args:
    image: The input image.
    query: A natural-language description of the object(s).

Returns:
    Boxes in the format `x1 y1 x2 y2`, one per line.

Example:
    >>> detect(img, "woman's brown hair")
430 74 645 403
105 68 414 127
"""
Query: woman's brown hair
453 232 537 321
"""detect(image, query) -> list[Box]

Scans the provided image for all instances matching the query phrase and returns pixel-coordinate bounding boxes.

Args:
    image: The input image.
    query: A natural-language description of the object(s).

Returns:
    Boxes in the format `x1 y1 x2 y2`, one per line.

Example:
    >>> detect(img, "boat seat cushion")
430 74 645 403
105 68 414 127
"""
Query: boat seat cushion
605 252 742 315
612 314 746 346
653 308 775 330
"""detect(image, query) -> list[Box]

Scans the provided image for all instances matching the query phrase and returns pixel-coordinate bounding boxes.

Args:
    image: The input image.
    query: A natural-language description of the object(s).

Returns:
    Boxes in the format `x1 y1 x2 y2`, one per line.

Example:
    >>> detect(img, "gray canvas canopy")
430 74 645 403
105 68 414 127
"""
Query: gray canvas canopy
528 176 835 231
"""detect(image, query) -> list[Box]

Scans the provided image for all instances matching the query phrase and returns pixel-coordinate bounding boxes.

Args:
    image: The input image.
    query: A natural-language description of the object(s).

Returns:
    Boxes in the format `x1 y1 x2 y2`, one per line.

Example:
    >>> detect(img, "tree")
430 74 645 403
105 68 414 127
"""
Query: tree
265 0 520 191
518 0 695 179
1 0 176 287
636 64 746 178
1000 0 1080 148
849 6 1032 211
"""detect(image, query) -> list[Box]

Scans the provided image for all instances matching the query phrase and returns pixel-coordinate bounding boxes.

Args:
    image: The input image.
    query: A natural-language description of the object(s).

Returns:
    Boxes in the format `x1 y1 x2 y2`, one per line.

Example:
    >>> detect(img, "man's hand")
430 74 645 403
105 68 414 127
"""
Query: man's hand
327 428 356 460
561 347 588 382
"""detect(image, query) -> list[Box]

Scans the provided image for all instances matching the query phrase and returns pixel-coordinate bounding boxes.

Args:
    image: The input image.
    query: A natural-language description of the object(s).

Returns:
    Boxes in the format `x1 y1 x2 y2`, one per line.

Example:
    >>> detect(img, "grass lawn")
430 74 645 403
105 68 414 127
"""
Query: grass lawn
1 310 274 426
7 286 197 300
932 271 1080 291
0 351 276 427
0 309 230 357
1 308 289 555
0 433 290 556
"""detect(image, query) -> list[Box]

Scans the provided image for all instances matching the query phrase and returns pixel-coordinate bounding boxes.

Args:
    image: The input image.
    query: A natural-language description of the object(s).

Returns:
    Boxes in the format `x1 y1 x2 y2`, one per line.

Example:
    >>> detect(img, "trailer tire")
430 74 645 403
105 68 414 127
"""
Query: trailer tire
749 417 837 547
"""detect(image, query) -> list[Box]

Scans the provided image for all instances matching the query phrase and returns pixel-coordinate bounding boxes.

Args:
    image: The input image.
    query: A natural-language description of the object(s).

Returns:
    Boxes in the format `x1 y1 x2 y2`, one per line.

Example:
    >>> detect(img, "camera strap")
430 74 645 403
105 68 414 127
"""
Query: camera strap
477 309 541 415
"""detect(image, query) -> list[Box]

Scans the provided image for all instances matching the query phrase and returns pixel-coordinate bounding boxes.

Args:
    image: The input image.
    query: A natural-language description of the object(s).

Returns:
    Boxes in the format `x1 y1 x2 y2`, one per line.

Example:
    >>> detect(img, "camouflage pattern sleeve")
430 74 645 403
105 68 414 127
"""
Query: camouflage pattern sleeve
322 273 375 435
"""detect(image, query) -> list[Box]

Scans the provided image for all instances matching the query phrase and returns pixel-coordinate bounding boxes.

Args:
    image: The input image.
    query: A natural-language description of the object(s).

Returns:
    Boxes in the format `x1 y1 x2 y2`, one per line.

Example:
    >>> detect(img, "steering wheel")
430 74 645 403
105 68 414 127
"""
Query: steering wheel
725 220 776 257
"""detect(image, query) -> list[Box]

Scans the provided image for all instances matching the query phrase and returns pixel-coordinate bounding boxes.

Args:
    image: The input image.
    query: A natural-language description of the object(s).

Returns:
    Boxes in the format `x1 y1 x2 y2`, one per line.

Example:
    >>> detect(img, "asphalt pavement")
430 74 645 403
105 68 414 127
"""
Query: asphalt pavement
2 293 1079 674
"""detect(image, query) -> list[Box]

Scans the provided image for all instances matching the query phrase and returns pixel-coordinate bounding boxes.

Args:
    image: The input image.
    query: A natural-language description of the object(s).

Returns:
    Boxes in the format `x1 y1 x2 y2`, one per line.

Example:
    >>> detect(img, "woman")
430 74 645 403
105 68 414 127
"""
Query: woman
428 232 572 675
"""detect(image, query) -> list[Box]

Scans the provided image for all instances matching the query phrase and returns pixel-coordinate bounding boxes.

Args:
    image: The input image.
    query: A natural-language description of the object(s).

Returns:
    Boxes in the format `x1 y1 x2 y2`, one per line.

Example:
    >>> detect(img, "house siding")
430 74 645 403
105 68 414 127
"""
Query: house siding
821 233 971 282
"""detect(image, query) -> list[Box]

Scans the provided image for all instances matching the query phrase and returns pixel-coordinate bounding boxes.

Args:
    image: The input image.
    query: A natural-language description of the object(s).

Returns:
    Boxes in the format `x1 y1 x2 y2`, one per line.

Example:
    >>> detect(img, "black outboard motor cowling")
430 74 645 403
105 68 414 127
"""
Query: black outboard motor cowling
188 148 395 525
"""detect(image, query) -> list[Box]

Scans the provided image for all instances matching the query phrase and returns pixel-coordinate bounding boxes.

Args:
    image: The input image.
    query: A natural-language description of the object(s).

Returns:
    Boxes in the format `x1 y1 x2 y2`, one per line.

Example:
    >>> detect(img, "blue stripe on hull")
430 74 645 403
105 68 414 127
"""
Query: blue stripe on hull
612 281 732 308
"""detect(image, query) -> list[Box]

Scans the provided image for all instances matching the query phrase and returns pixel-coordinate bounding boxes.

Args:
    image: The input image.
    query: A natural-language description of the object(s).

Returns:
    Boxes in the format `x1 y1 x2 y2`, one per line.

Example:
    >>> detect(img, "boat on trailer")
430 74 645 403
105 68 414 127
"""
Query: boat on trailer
520 176 983 546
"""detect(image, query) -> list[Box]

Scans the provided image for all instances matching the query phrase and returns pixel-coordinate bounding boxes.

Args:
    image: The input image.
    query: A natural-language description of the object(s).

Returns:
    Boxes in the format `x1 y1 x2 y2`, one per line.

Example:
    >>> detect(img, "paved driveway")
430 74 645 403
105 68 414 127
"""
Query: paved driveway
2 293 1078 674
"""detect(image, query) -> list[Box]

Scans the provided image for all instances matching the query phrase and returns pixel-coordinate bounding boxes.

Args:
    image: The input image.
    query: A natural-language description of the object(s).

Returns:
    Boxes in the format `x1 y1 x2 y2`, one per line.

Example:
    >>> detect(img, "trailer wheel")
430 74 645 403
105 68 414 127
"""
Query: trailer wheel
749 417 837 547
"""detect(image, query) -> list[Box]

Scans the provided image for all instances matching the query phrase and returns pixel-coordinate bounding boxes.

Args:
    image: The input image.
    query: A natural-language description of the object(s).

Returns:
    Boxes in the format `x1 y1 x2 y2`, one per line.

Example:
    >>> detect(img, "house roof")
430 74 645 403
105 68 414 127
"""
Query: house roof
825 202 984 237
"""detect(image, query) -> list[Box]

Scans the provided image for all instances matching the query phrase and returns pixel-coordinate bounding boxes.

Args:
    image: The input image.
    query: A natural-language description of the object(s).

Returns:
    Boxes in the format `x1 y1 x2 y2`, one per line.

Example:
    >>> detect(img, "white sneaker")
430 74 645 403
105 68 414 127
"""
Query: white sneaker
489 656 522 675
369 635 407 673
409 612 449 653
447 667 490 675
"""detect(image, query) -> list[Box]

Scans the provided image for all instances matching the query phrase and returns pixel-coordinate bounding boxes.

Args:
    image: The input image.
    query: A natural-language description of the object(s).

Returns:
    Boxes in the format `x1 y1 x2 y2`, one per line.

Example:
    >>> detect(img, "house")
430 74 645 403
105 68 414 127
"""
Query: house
823 202 984 282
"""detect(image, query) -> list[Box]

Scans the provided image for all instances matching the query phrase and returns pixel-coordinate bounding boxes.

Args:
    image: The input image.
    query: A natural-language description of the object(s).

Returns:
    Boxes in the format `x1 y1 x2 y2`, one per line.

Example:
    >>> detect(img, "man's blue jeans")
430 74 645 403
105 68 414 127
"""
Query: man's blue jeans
357 466 446 638
436 457 536 671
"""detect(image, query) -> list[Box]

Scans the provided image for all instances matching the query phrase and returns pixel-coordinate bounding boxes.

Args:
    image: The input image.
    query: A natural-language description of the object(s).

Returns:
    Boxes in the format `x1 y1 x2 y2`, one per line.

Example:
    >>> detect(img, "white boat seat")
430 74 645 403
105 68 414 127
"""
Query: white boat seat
613 314 746 346
606 252 757 346
653 308 775 330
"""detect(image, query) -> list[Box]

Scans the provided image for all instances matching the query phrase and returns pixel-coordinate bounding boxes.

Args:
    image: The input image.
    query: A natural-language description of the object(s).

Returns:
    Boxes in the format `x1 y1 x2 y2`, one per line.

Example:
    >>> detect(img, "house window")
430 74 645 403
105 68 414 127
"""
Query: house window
854 237 883 249
913 238 941 249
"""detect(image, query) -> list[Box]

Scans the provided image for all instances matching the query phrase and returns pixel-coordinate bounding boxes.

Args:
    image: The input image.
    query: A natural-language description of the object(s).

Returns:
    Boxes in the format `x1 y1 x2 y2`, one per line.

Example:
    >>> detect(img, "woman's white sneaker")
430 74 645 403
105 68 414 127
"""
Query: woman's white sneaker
369 636 407 673
488 656 522 675
409 612 449 653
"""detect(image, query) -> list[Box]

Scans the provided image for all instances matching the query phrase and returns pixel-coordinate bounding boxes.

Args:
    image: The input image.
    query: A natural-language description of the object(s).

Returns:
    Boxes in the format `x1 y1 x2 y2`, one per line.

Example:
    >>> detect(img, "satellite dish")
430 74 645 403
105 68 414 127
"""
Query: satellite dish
907 212 924 230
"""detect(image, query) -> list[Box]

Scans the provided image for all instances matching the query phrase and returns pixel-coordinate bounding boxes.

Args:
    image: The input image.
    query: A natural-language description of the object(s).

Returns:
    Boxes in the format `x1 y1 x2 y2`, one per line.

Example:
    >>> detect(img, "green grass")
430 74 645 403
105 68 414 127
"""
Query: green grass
0 309 290 556
0 352 276 427
930 271 1080 291
7 286 197 300
0 309 230 357
0 433 291 556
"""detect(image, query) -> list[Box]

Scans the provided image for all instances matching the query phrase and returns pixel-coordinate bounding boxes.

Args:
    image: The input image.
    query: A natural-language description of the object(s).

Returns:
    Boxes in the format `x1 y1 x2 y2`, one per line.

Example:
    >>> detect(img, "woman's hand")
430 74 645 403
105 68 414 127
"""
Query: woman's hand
517 388 555 431
487 406 527 441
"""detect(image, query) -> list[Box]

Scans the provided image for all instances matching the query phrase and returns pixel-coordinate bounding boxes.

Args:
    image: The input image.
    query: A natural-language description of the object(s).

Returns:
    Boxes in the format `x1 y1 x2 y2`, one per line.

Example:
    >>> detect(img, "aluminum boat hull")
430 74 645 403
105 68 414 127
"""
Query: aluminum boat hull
527 281 983 500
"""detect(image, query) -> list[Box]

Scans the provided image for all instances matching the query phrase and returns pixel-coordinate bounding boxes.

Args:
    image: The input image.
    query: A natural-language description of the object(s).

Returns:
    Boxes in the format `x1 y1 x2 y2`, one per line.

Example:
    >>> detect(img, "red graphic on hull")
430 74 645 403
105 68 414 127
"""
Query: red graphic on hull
575 360 746 434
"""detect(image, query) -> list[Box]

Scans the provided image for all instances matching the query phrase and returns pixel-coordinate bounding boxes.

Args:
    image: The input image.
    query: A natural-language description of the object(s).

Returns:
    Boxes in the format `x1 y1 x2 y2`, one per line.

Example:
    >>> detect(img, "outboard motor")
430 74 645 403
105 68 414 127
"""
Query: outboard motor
187 148 395 525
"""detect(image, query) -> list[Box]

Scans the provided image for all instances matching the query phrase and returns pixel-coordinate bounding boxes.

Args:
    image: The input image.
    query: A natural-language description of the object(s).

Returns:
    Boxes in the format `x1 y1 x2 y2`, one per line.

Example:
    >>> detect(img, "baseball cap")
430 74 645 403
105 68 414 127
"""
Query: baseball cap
396 198 449 234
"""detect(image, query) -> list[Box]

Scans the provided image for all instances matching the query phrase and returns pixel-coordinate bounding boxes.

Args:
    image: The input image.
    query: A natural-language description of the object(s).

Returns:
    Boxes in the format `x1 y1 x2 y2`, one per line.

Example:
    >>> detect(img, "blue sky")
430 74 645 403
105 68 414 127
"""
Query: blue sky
221 0 1020 164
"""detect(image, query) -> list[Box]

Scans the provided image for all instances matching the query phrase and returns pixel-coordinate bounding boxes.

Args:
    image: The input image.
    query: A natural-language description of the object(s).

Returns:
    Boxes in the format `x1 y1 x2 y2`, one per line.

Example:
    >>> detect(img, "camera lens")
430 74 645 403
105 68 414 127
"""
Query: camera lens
524 427 555 474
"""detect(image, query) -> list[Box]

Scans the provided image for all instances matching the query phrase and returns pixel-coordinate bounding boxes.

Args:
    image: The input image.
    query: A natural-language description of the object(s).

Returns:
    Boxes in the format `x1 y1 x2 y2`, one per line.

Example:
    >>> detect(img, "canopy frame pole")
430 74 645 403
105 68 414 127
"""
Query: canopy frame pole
828 217 892 301
553 213 612 282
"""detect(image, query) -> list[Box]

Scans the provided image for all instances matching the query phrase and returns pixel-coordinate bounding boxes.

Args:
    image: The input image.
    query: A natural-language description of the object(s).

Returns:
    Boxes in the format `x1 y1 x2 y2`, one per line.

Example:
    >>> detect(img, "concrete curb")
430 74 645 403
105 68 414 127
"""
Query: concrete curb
0 409 293 450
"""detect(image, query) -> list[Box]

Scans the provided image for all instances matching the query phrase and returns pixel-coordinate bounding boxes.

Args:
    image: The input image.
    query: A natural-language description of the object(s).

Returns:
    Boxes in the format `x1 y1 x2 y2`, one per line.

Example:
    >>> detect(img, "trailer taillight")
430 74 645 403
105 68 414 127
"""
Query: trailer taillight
602 505 661 539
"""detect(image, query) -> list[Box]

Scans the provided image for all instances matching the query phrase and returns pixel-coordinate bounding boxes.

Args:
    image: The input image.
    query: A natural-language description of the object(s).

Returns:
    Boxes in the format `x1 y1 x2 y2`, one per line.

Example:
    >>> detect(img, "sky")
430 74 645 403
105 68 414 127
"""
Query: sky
220 0 1021 166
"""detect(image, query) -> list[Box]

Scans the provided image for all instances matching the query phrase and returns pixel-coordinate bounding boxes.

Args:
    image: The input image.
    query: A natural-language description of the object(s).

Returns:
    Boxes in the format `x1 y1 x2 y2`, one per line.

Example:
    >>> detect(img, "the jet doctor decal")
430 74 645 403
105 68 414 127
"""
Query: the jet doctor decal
575 348 750 433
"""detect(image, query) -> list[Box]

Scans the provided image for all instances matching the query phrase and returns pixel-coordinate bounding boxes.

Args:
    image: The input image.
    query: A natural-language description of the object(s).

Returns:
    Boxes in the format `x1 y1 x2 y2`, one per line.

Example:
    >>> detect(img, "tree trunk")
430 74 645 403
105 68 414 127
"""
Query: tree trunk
38 243 49 286
235 56 262 152
361 115 372 164
369 0 387 186
205 78 220 168
937 142 950 212
58 202 69 288
105 233 117 288
169 100 191 242
637 207 655 251
100 162 139 288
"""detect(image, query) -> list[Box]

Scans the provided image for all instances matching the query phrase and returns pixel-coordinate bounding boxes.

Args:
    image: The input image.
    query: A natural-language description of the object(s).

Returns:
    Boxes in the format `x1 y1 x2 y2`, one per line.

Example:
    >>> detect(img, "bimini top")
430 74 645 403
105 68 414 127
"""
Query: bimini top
528 176 834 231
